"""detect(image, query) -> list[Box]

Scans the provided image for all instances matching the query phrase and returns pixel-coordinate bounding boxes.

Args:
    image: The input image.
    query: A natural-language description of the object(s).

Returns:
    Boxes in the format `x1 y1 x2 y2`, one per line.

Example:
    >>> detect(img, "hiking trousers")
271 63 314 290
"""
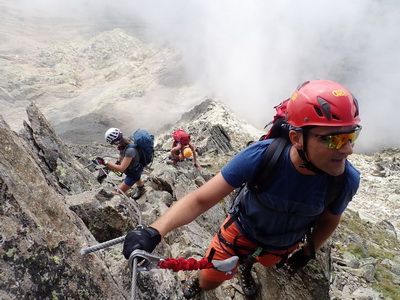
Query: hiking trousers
202 216 299 283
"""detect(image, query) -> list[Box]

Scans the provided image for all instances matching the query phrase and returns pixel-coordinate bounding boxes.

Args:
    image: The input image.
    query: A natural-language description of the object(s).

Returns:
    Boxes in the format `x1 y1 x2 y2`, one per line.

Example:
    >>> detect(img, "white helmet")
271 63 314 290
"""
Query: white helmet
105 128 122 144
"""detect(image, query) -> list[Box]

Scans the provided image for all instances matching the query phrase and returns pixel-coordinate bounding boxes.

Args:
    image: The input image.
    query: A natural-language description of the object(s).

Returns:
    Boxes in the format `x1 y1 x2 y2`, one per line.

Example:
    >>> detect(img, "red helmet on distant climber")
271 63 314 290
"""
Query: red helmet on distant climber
105 128 123 144
286 80 360 128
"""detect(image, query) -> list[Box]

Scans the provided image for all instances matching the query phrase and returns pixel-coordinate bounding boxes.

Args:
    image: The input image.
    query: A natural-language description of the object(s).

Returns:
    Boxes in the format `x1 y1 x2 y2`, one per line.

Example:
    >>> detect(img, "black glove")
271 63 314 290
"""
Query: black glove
173 156 180 165
92 157 105 165
123 226 161 259
286 248 311 272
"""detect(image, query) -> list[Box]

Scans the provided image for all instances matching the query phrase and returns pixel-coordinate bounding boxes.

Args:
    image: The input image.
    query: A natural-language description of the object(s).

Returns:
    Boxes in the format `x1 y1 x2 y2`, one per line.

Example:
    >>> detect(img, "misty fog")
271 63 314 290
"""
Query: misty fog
2 0 400 153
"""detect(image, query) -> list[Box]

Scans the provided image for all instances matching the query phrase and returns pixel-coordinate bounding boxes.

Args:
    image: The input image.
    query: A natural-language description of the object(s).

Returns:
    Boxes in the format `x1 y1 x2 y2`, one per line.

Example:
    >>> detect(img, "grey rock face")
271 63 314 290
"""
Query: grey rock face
0 113 128 299
2 99 399 299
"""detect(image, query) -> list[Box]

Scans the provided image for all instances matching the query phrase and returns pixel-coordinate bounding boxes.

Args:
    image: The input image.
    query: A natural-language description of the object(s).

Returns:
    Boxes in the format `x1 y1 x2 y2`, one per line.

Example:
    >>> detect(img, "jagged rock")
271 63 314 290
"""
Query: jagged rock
375 219 398 239
66 191 138 243
0 115 129 300
0 24 202 141
155 99 263 172
21 102 97 195
331 207 399 299
380 258 400 276
2 99 400 299
2 9 400 298
1 76 400 300
256 247 331 300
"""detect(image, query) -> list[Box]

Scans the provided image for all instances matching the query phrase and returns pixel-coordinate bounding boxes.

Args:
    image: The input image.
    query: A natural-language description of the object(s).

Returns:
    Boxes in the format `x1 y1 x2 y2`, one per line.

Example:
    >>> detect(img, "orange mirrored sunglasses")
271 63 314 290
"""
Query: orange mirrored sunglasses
308 125 362 150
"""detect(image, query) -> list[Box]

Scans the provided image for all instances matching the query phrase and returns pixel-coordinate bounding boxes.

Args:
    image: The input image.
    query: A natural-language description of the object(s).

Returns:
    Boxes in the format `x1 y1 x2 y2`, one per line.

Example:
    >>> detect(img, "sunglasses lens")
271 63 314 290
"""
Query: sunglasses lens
323 130 360 149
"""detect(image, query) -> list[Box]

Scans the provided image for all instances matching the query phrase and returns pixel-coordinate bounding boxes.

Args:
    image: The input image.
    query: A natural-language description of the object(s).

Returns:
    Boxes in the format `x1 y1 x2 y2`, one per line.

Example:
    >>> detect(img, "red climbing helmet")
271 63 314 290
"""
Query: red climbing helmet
286 80 360 127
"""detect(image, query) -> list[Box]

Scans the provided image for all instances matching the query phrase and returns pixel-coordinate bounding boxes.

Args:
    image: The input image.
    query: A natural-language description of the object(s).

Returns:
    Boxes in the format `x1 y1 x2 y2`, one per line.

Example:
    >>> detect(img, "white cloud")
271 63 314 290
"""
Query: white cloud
7 0 400 152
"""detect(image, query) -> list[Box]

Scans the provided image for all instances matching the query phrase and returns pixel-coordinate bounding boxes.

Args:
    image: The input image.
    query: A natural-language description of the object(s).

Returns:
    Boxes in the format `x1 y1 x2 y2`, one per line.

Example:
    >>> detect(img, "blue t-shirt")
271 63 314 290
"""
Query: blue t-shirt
221 139 360 250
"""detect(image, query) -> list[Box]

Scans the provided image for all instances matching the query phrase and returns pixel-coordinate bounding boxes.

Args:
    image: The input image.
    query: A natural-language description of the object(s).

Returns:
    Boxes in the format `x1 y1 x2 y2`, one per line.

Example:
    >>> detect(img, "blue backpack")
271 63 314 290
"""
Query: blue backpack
128 129 154 167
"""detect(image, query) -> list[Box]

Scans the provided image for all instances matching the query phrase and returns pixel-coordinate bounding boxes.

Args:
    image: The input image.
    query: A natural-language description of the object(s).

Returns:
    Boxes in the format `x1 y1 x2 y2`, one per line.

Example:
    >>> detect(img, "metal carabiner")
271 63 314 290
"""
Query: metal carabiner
128 249 164 271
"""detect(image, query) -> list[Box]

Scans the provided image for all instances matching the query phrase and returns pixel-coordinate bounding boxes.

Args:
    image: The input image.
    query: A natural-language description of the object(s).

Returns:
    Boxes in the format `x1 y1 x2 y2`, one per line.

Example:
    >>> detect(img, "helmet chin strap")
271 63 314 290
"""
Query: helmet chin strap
297 149 324 174
297 128 324 174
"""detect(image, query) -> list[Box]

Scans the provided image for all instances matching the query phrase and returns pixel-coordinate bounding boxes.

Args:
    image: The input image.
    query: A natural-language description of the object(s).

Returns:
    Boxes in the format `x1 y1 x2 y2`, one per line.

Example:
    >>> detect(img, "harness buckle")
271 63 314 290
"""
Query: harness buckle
251 247 263 259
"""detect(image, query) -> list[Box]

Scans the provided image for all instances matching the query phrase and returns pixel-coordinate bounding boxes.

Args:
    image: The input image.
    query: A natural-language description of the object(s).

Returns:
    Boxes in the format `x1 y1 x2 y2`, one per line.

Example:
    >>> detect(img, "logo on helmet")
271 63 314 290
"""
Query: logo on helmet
291 92 298 101
332 89 347 97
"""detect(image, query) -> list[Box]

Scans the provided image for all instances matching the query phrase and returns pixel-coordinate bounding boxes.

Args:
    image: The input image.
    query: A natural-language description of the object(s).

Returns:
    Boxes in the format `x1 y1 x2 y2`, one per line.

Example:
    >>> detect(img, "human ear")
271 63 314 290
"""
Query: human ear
289 130 303 150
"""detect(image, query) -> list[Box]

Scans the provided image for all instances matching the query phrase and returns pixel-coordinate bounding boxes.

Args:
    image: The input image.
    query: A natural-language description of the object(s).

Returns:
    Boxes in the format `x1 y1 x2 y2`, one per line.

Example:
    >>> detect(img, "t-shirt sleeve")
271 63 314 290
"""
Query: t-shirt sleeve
124 147 138 158
221 141 271 188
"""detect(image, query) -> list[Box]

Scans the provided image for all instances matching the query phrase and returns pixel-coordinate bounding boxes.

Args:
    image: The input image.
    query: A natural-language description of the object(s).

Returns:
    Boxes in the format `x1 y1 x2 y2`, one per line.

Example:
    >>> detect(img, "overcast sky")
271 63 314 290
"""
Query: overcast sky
10 0 400 153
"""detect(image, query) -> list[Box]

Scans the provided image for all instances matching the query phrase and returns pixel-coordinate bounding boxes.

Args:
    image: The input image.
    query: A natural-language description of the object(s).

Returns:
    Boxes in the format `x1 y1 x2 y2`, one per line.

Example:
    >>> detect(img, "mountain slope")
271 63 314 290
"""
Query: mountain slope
1 100 398 299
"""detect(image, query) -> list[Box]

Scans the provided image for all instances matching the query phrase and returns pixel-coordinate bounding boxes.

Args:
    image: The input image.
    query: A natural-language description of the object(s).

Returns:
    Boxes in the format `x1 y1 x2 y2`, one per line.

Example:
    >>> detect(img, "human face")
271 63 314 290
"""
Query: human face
112 134 123 146
305 125 361 176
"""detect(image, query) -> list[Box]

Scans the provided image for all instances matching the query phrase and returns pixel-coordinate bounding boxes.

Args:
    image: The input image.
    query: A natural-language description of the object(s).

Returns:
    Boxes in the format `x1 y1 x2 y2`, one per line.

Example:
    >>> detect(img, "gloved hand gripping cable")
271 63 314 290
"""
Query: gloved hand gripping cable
81 237 238 300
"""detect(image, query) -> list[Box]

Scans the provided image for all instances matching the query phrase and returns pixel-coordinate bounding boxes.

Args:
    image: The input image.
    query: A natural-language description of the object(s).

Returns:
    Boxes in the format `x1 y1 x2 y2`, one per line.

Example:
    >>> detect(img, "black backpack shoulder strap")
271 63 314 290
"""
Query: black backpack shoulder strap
306 172 346 259
226 137 290 229
325 172 347 207
247 137 290 192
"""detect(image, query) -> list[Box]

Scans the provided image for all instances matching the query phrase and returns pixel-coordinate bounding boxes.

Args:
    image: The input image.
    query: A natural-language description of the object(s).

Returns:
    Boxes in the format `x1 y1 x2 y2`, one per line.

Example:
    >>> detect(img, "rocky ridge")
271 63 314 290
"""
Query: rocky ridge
0 24 204 143
1 99 399 300
1 5 399 299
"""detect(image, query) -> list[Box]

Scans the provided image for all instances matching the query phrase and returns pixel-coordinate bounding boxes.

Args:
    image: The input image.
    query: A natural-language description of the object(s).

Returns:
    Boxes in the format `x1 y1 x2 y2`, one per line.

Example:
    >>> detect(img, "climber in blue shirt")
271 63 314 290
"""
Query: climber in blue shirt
122 80 362 299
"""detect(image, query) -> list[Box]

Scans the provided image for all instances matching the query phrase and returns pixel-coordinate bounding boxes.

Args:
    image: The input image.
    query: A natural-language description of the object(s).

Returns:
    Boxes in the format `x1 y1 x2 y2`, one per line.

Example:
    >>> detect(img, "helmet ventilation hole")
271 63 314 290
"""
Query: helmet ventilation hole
314 107 323 117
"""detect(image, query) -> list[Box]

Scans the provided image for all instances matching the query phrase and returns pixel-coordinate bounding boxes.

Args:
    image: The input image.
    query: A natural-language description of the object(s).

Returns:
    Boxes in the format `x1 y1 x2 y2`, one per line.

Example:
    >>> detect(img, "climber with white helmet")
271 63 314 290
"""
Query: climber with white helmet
93 128 146 200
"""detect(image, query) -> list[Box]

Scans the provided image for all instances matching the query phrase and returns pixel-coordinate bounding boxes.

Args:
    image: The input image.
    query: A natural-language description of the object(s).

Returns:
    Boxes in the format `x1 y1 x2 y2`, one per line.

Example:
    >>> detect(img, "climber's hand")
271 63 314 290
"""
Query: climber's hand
173 156 180 166
92 157 105 165
286 248 311 272
123 226 161 260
